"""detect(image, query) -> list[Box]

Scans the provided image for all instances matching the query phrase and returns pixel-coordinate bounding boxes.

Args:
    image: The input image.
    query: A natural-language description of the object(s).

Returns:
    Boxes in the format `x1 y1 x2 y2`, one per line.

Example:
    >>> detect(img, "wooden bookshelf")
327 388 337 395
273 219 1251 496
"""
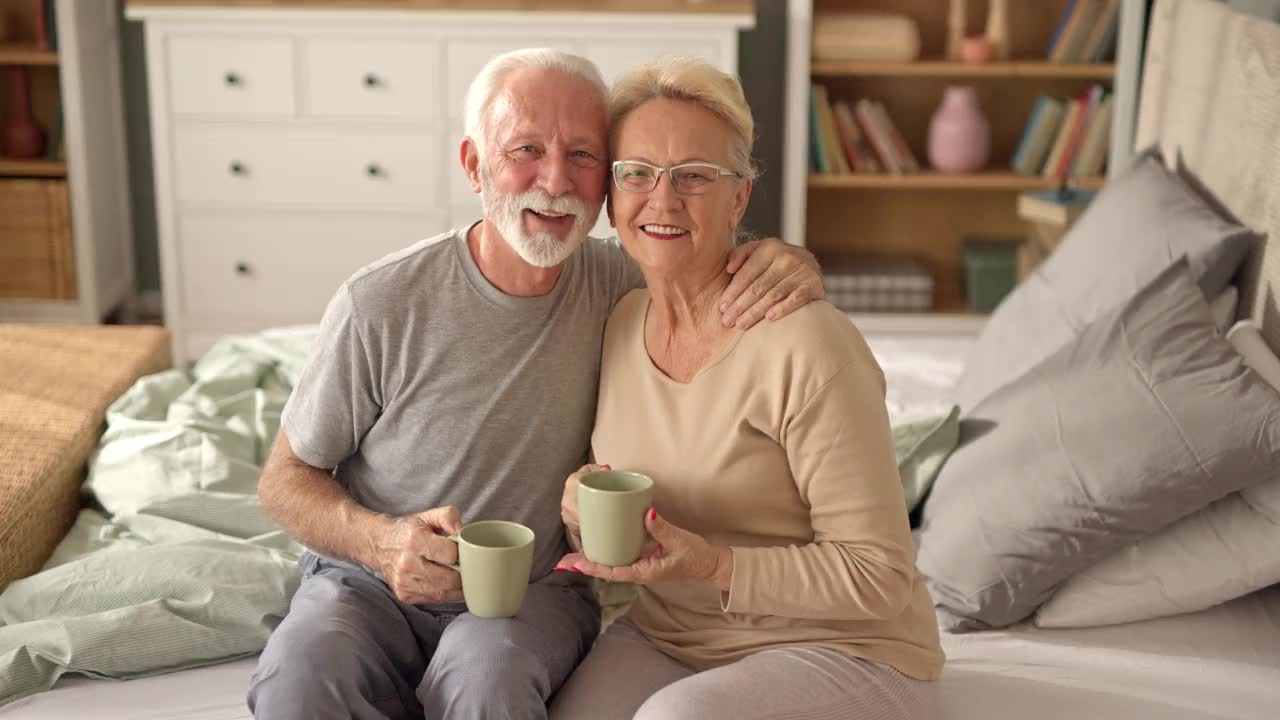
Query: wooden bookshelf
787 0 1137 327
0 0 135 322
0 44 59 66
809 172 1106 192
0 159 67 178
811 60 1116 79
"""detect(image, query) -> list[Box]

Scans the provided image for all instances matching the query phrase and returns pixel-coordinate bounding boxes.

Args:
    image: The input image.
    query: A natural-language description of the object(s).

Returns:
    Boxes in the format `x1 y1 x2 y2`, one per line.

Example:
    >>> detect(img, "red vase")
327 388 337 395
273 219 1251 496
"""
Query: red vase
2 67 46 159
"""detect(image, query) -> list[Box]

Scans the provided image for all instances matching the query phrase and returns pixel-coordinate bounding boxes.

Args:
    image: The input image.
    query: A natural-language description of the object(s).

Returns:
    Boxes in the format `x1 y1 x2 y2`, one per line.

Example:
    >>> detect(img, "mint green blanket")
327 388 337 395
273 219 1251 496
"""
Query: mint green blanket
0 329 317 708
0 325 959 708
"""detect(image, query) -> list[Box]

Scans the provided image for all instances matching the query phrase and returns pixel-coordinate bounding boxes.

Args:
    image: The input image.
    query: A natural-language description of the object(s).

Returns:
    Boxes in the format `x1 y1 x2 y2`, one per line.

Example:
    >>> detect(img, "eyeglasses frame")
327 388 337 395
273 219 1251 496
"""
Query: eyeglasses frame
610 159 743 195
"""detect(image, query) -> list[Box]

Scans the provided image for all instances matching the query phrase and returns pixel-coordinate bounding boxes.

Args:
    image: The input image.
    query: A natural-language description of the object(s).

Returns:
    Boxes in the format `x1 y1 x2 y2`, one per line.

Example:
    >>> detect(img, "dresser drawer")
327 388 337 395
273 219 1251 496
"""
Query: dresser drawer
168 35 296 117
174 124 442 208
304 38 440 120
176 214 439 324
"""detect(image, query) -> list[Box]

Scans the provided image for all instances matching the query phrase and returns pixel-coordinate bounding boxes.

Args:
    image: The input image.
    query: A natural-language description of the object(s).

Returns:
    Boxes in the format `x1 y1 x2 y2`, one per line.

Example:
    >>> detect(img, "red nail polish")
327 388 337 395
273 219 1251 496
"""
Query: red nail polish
649 509 657 521
571 567 586 575
602 464 612 470
554 567 568 573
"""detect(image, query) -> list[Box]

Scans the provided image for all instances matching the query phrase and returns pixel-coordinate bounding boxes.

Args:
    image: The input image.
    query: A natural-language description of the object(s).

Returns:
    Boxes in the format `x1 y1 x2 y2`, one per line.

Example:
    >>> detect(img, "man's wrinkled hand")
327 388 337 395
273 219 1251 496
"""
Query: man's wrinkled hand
721 239 824 329
374 505 465 605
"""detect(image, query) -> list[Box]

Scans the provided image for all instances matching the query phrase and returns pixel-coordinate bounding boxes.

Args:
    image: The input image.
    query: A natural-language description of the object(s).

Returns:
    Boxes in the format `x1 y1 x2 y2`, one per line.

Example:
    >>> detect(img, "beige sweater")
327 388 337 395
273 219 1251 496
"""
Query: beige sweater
592 290 944 680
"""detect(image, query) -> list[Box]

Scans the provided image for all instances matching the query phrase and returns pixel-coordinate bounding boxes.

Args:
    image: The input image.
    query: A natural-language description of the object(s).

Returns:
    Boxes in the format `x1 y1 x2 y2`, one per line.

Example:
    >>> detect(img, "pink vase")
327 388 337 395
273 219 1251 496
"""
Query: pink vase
2 67 46 159
927 86 990 174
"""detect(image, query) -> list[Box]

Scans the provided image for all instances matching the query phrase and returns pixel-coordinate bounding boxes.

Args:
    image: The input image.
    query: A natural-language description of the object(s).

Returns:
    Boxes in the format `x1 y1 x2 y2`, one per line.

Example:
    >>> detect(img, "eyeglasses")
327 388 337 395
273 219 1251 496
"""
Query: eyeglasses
611 160 742 195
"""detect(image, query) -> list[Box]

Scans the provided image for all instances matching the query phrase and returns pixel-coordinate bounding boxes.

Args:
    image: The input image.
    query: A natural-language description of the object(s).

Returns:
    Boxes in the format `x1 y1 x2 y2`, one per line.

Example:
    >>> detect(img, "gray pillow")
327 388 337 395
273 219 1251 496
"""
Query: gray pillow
917 260 1280 631
954 149 1256 411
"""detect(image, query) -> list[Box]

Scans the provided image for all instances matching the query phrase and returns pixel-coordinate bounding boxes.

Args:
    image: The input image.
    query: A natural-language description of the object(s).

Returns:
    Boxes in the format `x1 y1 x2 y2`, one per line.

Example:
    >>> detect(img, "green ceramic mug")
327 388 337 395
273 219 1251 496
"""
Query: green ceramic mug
443 520 535 618
578 470 654 567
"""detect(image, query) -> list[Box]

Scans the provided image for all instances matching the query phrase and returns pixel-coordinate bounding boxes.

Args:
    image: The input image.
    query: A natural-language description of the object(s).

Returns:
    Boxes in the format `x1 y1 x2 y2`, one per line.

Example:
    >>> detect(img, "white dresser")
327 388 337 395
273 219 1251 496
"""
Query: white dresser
126 3 754 362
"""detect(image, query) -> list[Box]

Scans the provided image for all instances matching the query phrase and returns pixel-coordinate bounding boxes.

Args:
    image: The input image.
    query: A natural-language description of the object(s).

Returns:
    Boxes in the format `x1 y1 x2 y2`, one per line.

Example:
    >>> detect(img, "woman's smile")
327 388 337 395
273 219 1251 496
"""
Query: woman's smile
641 223 690 240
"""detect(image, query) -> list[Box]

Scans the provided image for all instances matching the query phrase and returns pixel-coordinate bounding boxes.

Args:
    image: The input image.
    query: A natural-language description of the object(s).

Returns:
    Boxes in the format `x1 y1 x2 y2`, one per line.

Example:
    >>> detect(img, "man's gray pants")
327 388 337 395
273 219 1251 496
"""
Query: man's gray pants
247 553 600 719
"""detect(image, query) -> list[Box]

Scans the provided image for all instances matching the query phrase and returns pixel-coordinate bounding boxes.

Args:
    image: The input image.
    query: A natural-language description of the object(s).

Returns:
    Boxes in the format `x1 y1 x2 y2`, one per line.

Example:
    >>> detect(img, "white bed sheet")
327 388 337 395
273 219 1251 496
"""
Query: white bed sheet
7 586 1278 720
6 333 1278 719
938 583 1280 720
864 333 974 421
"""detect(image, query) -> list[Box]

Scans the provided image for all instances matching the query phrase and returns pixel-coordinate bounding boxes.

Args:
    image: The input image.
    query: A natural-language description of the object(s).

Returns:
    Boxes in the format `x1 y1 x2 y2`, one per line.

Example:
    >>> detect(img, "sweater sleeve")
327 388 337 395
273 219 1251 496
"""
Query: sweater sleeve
722 356 919 621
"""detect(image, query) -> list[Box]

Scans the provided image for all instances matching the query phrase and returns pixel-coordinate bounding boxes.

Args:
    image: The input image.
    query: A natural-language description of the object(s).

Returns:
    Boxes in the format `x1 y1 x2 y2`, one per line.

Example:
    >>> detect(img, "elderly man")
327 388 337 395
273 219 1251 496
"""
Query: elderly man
247 48 823 720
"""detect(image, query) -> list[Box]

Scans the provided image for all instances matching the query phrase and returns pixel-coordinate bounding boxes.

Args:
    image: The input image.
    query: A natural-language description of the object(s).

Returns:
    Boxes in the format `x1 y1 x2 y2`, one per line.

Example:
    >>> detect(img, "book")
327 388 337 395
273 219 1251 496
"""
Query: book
855 98 901 174
1071 94 1114 177
1055 85 1104 178
832 100 881 174
809 86 828 174
1081 0 1121 62
1012 96 1065 176
1052 0 1102 63
1088 0 1122 62
873 101 919 173
1018 187 1096 226
1046 0 1078 60
1041 97 1083 179
814 84 850 174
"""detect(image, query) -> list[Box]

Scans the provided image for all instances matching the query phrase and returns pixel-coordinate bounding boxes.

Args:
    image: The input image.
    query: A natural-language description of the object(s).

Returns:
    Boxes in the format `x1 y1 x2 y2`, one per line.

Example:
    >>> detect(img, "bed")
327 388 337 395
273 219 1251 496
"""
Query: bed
3 0 1280 716
4 332 1278 720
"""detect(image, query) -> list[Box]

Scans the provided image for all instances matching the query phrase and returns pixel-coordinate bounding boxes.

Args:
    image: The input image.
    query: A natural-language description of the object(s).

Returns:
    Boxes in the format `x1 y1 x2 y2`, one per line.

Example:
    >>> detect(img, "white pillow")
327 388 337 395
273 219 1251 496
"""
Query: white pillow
1035 320 1280 628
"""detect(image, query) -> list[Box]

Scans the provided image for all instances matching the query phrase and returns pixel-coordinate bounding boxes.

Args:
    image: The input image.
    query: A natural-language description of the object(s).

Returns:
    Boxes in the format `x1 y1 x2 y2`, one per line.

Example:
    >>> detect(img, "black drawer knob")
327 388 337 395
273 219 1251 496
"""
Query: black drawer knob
229 161 246 176
363 73 380 87
224 71 241 87
234 261 251 276
366 163 383 178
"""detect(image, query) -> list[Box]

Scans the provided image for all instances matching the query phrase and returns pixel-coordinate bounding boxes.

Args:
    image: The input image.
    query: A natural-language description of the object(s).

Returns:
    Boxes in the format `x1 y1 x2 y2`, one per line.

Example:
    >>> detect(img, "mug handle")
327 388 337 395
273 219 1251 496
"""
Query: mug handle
440 534 461 572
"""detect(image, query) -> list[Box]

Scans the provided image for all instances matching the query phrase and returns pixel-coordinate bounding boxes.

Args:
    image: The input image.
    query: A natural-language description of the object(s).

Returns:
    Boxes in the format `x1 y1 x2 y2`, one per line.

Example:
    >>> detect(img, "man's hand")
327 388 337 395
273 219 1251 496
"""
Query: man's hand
721 239 825 329
372 505 466 605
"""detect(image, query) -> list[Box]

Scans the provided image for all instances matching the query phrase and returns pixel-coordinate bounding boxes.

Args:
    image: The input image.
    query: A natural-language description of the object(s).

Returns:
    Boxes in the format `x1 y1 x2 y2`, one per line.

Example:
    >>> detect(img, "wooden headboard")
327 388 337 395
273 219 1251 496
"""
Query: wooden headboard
1135 0 1280 352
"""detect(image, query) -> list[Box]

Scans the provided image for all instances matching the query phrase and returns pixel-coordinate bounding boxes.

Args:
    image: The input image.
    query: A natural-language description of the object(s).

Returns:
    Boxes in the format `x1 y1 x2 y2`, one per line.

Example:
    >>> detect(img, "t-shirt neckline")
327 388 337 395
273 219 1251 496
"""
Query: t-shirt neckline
454 221 576 311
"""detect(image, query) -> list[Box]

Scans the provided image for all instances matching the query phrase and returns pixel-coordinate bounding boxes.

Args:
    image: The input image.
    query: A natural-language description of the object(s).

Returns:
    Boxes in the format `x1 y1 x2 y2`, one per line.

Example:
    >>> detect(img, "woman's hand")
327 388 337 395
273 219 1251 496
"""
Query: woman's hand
560 463 609 540
555 509 735 590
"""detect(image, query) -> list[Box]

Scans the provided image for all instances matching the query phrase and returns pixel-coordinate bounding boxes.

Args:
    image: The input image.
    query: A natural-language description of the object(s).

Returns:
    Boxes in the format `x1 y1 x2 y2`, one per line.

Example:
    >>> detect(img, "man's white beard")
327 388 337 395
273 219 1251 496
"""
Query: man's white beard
480 165 601 268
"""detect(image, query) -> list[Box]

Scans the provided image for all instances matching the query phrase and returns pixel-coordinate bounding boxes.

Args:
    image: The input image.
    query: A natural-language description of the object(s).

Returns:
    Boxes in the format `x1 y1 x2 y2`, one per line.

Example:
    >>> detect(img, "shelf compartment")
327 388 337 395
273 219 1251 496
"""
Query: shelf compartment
809 172 1105 192
811 60 1116 79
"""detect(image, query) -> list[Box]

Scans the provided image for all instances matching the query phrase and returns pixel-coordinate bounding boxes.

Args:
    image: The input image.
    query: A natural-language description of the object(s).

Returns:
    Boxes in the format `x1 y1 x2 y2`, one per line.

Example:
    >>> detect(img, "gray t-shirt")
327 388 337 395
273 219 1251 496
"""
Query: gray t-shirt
281 226 642 580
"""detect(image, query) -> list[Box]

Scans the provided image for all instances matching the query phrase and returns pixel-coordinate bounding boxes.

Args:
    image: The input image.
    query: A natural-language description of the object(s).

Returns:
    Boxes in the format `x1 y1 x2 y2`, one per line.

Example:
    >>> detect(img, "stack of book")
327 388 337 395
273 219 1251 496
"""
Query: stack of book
821 256 934 313
1047 0 1121 63
1010 84 1113 180
810 84 920 175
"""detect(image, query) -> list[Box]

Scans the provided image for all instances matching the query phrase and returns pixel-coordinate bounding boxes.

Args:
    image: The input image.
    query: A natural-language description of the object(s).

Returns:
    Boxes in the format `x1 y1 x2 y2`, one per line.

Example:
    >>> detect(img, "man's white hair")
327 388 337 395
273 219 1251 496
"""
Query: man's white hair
463 48 607 157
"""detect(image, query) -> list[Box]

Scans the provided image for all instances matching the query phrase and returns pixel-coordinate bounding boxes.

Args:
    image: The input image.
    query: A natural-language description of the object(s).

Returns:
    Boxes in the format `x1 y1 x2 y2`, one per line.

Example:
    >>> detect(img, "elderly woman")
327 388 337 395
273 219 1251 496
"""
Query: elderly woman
548 59 944 720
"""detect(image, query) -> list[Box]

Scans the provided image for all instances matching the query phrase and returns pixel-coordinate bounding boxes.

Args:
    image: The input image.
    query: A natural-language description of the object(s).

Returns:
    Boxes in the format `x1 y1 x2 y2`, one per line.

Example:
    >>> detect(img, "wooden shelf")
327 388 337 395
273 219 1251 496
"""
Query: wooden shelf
811 60 1116 80
0 44 59 66
808 172 1105 192
0 159 68 178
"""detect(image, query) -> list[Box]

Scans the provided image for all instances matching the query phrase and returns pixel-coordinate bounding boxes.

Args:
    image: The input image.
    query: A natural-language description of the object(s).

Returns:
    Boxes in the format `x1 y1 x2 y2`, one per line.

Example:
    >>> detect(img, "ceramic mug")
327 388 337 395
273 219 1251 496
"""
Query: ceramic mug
443 520 535 618
577 470 654 567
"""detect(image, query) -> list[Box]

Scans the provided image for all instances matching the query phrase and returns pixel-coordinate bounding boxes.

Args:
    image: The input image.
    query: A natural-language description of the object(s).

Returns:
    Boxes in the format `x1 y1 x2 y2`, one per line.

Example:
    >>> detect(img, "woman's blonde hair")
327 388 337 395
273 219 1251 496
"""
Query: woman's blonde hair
607 57 758 180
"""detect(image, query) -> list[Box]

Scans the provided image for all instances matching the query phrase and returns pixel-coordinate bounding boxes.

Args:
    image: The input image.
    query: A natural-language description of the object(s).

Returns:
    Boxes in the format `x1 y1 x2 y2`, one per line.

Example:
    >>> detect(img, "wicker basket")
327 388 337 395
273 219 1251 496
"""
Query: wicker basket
0 324 172 590
0 179 76 301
